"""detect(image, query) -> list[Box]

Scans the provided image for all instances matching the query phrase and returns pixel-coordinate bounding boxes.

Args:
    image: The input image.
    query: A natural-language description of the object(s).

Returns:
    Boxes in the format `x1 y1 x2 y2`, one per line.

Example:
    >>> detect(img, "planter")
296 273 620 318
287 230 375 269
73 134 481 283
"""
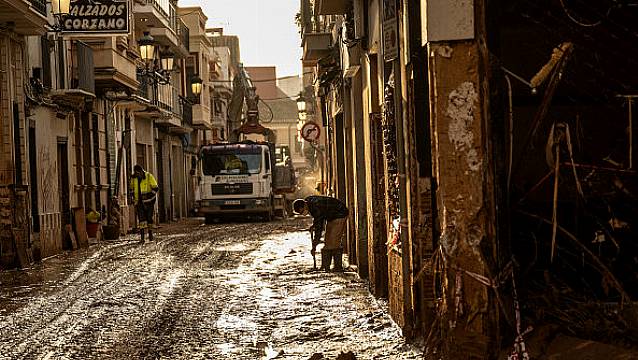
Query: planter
86 223 100 238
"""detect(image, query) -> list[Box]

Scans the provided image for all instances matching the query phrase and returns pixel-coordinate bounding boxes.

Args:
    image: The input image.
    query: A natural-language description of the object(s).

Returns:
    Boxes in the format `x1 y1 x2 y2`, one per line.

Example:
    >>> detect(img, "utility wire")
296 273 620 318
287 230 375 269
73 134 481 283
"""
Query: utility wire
558 0 604 27
259 97 274 123
212 71 314 84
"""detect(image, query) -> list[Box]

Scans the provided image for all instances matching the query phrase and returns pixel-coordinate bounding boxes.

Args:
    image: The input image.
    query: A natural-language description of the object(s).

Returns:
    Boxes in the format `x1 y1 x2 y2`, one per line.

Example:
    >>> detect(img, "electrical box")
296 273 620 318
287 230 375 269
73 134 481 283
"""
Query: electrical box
421 0 474 44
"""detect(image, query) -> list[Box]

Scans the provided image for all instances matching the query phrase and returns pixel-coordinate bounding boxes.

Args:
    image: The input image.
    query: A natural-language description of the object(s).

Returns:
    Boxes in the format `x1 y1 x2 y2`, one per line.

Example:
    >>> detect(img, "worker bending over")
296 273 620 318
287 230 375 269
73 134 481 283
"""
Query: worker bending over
293 196 349 271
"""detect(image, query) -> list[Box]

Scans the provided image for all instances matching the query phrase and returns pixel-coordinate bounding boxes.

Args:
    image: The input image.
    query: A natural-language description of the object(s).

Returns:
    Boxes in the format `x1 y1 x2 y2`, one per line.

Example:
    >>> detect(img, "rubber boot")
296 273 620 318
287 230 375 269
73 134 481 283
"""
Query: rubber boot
139 229 145 244
321 248 332 271
332 249 344 272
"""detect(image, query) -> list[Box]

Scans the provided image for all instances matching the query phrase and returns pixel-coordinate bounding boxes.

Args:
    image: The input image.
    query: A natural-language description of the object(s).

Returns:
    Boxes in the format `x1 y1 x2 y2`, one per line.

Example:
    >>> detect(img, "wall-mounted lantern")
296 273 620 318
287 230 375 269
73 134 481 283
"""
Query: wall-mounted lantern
296 93 306 113
52 0 71 15
191 75 203 97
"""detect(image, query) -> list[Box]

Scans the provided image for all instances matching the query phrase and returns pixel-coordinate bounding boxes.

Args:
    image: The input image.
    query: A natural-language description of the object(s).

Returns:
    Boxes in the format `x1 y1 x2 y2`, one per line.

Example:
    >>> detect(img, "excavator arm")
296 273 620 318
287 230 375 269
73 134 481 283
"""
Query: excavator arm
227 64 276 143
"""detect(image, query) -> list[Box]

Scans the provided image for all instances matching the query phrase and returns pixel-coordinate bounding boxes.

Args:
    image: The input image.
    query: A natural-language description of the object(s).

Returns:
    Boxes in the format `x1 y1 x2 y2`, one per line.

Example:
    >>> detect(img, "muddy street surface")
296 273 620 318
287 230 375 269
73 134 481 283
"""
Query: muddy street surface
0 218 422 359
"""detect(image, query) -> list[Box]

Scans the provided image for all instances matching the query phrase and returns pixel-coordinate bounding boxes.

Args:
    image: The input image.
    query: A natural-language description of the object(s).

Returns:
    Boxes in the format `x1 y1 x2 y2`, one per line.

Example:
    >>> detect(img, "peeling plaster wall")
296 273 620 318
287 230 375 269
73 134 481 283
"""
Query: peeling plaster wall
431 43 486 260
429 41 492 336
446 81 482 173
33 106 70 258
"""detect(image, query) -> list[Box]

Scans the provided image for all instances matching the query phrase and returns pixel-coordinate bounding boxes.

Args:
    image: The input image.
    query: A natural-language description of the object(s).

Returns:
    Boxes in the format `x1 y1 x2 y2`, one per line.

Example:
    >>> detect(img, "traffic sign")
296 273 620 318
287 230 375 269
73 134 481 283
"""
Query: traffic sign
301 121 321 142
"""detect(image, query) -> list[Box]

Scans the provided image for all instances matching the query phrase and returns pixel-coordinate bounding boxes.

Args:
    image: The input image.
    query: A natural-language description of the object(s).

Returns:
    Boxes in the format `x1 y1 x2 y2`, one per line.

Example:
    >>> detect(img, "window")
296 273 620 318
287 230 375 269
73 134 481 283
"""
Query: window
136 143 147 170
201 148 262 176
214 99 223 116
265 150 271 171
40 36 52 88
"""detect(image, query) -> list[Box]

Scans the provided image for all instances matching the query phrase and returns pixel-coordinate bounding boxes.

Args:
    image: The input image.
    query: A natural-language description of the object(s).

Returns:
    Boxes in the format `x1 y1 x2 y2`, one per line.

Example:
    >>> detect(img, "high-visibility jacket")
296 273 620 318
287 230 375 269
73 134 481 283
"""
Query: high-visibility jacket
130 171 159 205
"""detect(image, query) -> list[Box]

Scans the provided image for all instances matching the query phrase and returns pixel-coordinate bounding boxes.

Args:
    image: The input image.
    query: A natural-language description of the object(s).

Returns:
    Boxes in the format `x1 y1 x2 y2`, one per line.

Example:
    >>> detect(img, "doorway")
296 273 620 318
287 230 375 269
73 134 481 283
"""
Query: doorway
29 126 39 233
57 139 70 226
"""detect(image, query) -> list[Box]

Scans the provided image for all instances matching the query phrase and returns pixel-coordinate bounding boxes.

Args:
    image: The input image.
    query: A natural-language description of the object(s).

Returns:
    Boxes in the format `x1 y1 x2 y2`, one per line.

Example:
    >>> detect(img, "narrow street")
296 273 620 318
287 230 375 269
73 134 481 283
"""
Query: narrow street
0 218 421 360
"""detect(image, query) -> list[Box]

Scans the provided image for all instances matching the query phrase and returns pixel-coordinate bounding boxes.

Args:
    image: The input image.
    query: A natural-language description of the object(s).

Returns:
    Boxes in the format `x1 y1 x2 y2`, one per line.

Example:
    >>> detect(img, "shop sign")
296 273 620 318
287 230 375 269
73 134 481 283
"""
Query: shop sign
62 0 130 35
382 0 399 62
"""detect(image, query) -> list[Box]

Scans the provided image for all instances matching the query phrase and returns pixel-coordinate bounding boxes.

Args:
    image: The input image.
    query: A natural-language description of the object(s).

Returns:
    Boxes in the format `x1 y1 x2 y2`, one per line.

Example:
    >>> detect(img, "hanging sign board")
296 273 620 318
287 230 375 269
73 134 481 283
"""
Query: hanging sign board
61 0 130 35
382 0 399 62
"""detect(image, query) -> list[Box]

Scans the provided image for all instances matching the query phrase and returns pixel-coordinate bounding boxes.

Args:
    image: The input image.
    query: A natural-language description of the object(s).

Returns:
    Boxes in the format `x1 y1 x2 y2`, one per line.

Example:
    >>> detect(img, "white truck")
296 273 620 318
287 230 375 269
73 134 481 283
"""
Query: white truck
195 63 296 222
194 141 291 223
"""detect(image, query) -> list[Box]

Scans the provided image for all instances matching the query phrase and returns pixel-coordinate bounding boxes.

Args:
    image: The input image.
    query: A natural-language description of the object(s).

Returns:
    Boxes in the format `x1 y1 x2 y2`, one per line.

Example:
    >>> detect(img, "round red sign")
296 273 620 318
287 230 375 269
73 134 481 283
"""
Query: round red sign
300 121 321 142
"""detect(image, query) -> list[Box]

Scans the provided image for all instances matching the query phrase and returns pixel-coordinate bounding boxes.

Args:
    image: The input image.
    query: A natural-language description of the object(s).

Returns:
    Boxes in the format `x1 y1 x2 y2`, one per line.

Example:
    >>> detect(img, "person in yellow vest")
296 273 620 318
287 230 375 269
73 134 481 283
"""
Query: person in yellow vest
130 164 159 243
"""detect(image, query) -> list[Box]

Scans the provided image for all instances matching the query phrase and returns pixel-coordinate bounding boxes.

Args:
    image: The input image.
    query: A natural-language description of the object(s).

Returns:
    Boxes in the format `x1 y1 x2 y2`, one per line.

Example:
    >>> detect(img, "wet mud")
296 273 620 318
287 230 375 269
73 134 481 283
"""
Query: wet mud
0 218 421 359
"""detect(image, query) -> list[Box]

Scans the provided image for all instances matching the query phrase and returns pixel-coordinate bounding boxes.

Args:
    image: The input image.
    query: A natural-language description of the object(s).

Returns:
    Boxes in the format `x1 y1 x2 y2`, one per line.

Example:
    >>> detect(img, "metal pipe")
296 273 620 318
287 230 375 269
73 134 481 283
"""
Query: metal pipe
629 98 633 169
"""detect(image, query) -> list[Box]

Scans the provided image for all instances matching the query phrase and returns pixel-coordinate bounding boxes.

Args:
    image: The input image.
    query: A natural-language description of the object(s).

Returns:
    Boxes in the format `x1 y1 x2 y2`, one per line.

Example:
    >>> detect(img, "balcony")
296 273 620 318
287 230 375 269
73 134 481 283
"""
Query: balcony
156 84 183 125
315 0 347 15
210 98 226 128
182 101 193 127
302 32 332 65
343 43 361 78
134 0 189 57
136 74 170 118
178 19 190 53
0 0 47 35
192 98 212 129
135 76 191 133
52 41 96 106
92 39 139 92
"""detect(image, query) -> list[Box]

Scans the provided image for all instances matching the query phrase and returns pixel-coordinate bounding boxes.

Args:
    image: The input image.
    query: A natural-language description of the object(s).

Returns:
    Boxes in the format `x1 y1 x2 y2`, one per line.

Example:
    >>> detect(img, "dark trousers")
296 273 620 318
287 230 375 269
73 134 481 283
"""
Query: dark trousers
136 200 155 230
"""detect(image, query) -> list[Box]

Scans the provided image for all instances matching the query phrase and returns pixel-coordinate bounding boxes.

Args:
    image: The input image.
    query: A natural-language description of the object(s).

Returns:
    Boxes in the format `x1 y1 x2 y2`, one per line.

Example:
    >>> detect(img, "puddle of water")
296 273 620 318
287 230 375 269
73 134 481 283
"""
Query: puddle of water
216 342 238 355
213 243 251 252
158 270 183 297
216 314 258 332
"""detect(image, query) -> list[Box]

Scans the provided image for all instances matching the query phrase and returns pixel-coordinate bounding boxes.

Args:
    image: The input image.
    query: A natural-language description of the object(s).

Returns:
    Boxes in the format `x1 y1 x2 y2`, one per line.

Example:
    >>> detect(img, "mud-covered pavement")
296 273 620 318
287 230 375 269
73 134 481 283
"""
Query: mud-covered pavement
0 218 422 359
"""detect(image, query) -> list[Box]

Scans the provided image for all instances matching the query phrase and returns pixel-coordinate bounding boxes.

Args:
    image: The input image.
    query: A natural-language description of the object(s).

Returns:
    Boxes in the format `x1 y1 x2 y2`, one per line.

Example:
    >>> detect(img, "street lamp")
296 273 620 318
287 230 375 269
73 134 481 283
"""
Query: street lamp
137 32 173 86
296 93 306 113
138 32 156 62
50 0 70 32
52 0 70 15
160 49 175 72
191 75 203 97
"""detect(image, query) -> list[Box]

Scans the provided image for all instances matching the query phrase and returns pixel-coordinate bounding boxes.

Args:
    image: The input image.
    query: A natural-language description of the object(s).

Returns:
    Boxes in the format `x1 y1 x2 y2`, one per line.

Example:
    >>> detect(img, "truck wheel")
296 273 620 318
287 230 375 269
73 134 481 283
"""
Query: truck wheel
275 206 287 219
264 196 275 222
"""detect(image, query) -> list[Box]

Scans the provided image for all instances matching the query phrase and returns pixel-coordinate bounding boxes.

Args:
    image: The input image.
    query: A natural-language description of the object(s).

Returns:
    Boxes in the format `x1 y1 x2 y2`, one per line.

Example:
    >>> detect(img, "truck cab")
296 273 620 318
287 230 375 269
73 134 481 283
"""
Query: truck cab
195 142 275 222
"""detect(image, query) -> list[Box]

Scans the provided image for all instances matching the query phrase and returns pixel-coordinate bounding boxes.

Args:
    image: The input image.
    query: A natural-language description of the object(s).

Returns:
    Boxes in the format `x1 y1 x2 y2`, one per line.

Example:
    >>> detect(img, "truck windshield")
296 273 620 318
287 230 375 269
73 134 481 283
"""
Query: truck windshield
202 152 262 175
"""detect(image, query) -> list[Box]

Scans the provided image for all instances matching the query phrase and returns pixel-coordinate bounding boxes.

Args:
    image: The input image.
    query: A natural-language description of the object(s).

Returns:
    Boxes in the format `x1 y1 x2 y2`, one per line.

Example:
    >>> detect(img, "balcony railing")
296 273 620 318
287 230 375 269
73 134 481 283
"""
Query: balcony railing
136 74 185 121
29 0 46 16
136 73 157 103
178 19 189 52
182 101 193 126
168 2 177 34
148 0 171 18
144 0 179 35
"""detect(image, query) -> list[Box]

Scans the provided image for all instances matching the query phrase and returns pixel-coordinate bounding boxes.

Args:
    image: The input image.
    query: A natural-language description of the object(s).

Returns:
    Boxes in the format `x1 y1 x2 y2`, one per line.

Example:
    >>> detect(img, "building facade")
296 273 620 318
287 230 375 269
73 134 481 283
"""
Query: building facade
300 0 499 347
0 0 236 269
301 0 638 357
